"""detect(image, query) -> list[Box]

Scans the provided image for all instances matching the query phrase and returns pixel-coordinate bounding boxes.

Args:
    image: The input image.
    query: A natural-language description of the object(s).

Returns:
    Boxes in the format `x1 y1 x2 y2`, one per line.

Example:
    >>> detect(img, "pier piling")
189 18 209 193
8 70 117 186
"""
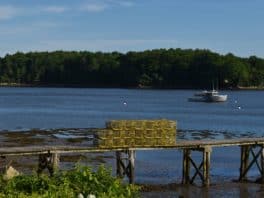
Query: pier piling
182 146 211 186
116 150 135 184
37 151 60 176
239 144 264 182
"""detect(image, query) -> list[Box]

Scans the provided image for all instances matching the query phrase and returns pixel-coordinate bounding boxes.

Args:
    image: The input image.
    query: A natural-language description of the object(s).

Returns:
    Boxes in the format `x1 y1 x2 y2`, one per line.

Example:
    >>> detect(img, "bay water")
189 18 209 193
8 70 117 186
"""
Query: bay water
0 87 263 184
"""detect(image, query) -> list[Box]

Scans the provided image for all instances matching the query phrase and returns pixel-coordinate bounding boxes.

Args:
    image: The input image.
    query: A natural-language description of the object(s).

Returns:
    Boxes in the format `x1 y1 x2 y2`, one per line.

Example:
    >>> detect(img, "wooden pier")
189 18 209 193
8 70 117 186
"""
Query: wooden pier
1 137 264 186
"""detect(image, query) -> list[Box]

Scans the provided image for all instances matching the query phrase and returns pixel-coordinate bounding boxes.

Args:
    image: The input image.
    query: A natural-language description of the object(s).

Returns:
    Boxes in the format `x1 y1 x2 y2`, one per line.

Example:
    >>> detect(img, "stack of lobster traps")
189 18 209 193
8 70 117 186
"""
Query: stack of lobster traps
94 119 176 148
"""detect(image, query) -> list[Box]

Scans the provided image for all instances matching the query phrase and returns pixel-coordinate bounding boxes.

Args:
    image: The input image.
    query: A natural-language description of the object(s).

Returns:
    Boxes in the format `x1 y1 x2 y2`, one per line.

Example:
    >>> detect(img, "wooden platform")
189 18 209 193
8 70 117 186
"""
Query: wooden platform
1 137 264 155
1 137 264 185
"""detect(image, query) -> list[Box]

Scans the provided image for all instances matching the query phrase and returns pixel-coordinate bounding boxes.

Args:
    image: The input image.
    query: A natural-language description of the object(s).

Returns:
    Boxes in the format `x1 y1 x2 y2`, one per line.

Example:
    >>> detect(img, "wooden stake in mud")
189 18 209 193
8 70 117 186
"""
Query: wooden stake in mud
116 150 135 184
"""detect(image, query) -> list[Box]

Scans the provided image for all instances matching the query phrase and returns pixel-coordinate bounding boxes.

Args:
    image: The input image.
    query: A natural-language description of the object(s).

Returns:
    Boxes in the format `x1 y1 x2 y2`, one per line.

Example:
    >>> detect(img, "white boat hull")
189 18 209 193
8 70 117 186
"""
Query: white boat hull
188 94 227 103
209 95 227 102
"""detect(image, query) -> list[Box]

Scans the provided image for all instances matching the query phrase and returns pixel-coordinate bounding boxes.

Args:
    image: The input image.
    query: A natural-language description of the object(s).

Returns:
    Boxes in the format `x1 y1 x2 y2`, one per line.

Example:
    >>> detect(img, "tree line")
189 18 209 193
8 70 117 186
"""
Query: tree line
0 48 263 89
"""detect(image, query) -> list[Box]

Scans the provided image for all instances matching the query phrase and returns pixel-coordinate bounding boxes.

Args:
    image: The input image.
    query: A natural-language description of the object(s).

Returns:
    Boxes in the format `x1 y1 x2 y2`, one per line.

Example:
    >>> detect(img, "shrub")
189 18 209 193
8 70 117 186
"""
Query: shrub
0 165 140 198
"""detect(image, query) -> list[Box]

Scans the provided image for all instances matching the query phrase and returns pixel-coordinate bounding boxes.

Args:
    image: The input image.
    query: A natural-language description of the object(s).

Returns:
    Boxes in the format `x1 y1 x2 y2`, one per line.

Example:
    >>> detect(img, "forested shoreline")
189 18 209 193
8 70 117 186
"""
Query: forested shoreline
0 48 263 89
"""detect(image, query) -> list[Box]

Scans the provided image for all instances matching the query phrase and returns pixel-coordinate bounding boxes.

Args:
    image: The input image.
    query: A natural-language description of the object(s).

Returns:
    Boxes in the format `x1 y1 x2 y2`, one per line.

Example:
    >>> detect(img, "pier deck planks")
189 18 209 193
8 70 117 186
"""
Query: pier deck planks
1 137 264 156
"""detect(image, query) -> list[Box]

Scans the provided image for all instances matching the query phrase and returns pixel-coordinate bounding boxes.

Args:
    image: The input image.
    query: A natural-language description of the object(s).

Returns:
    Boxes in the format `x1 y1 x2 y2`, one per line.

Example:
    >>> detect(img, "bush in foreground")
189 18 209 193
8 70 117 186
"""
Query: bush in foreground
0 165 139 198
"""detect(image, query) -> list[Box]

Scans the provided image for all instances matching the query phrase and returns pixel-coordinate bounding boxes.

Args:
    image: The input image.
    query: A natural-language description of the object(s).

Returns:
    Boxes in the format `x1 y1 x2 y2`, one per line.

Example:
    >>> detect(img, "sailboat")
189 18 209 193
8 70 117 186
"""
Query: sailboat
188 81 228 102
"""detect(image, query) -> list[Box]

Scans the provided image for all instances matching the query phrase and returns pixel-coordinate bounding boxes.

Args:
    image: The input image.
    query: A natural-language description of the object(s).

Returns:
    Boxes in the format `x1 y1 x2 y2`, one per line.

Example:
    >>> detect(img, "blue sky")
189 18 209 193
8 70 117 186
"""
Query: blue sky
0 0 263 57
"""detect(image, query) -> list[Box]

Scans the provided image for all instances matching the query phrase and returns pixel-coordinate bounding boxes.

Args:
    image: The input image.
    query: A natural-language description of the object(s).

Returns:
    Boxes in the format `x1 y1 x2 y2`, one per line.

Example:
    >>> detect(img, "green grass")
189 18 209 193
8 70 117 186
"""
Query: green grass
0 165 140 198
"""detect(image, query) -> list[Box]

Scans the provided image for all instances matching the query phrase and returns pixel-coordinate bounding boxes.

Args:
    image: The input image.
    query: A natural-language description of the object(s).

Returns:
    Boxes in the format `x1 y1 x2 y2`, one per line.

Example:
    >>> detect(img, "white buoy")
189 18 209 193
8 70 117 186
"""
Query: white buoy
238 106 241 109
123 101 127 106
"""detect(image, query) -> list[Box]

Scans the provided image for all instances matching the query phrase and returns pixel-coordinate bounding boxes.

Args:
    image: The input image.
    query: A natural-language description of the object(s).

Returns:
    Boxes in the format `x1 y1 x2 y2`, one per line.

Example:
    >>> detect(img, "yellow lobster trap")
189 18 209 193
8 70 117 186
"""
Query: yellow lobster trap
94 119 176 148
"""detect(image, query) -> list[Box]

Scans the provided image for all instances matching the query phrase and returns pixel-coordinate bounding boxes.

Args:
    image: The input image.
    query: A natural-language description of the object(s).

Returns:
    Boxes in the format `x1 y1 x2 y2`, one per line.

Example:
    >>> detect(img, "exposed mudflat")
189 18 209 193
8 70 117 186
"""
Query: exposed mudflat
140 182 264 198
0 128 113 173
1 128 264 198
0 128 96 147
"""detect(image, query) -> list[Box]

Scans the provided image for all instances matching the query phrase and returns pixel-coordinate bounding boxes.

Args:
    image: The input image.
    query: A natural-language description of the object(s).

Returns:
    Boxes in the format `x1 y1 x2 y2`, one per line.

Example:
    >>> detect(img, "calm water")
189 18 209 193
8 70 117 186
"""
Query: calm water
0 87 263 135
0 87 264 184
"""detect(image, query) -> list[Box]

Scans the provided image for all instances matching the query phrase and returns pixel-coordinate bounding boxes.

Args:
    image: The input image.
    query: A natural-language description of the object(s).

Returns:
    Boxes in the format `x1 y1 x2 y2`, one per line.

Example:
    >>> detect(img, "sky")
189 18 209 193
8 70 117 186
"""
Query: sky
0 0 263 58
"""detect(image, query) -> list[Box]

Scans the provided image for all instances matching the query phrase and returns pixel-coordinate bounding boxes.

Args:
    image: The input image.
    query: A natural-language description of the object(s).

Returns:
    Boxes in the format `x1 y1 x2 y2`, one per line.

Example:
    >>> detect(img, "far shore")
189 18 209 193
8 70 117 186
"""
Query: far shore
237 86 264 90
0 82 264 90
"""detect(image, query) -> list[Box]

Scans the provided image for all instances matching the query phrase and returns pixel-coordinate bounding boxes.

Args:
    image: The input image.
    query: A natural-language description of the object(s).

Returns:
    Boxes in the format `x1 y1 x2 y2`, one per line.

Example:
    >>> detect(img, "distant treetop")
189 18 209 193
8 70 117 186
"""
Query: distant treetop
0 49 263 89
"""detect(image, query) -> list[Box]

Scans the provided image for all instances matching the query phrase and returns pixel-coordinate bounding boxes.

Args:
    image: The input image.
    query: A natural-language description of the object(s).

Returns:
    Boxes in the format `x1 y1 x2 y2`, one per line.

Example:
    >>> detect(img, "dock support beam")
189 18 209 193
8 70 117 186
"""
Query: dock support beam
261 146 264 182
37 151 60 176
182 149 191 184
52 152 60 173
116 150 135 184
182 146 212 186
239 144 264 182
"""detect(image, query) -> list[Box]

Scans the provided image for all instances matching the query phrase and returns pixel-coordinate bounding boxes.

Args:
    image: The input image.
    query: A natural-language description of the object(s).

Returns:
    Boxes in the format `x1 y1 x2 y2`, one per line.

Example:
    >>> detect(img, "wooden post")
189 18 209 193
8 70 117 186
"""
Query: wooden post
38 151 60 176
244 146 250 180
239 146 245 180
0 156 7 173
182 149 187 184
115 150 136 184
38 152 52 176
261 145 264 182
52 152 60 173
239 145 264 182
182 147 212 186
255 144 264 183
239 145 250 181
182 149 190 184
128 150 135 184
203 146 211 186
116 151 123 178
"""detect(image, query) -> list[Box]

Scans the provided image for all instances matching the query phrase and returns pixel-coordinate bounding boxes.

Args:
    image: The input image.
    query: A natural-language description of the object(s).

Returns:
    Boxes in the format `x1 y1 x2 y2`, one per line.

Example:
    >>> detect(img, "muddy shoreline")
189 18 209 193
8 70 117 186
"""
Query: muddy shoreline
1 83 264 90
140 182 264 198
1 129 264 197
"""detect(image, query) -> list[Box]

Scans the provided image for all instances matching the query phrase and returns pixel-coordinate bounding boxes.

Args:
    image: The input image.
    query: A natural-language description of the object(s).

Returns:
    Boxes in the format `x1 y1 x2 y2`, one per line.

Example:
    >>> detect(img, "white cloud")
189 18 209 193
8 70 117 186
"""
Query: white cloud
0 22 62 37
0 1 135 18
0 5 69 21
120 2 134 7
0 6 17 20
34 39 179 52
0 38 178 56
81 3 108 12
114 1 134 7
43 6 68 13
80 0 134 12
